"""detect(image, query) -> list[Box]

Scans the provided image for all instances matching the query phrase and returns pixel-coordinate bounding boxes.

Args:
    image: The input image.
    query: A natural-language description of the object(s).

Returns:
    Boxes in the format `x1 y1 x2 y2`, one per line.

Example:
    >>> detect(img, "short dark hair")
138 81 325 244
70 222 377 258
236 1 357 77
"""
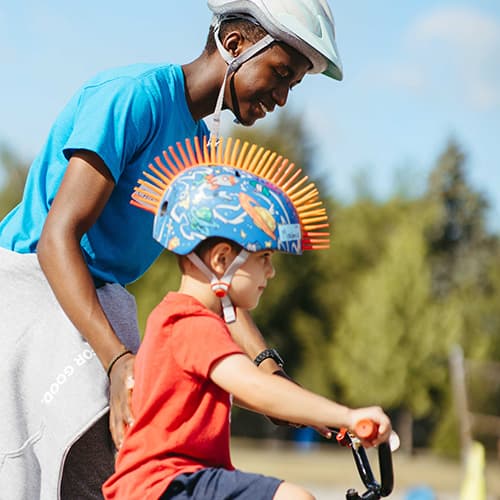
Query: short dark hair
205 18 268 54
177 237 243 273
194 236 243 258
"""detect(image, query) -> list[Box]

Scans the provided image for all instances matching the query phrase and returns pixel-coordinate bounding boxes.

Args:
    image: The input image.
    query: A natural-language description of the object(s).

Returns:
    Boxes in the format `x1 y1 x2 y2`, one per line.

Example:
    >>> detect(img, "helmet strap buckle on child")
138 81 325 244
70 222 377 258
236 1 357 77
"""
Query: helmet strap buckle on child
187 249 250 323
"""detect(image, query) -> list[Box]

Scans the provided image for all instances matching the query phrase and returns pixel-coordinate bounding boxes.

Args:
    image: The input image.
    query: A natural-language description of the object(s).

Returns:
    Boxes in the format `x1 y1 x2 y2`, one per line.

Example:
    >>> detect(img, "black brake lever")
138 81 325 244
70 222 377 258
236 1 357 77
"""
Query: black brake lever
351 445 378 490
377 442 394 497
331 428 394 499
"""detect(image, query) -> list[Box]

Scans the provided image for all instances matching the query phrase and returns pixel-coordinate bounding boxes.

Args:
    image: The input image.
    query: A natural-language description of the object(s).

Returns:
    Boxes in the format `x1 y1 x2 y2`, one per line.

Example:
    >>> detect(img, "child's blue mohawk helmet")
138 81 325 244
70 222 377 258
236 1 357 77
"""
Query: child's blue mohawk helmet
151 164 303 256
130 136 330 322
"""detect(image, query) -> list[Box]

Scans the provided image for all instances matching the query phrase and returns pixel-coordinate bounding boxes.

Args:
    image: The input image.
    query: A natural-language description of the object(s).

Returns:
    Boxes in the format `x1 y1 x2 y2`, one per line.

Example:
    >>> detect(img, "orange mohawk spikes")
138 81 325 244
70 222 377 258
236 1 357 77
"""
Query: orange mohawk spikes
130 136 330 251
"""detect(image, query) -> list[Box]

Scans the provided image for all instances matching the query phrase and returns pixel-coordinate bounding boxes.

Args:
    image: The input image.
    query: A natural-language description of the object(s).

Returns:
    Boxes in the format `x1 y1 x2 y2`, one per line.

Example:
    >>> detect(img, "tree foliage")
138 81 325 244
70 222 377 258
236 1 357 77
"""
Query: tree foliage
425 140 492 298
0 144 29 218
330 213 460 417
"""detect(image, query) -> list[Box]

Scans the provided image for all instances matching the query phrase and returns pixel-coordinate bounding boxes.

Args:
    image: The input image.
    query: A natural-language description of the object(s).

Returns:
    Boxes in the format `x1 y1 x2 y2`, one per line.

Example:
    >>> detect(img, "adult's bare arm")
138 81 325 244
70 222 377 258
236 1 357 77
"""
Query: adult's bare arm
228 309 281 373
37 150 134 449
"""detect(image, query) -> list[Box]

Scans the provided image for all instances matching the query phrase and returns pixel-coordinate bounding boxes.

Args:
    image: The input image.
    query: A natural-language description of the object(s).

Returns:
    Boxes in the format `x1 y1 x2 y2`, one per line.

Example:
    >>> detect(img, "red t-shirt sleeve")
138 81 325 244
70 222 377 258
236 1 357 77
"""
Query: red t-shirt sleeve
169 314 244 378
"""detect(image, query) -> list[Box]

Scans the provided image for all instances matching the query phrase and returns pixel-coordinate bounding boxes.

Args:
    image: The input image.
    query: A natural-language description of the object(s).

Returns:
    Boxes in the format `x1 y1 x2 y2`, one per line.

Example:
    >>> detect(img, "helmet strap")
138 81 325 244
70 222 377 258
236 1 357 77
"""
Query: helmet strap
187 249 250 323
229 73 241 124
210 22 274 140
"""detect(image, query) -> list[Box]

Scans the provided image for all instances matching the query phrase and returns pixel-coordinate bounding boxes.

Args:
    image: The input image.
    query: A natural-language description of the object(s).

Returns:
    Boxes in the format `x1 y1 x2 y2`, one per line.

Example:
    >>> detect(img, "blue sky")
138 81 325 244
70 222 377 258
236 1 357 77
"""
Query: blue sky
1 1 499 231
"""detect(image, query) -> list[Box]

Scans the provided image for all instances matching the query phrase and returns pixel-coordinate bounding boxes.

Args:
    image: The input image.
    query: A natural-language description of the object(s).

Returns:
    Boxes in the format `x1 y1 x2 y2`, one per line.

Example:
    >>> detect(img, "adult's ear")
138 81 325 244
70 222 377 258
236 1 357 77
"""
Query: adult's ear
221 30 248 58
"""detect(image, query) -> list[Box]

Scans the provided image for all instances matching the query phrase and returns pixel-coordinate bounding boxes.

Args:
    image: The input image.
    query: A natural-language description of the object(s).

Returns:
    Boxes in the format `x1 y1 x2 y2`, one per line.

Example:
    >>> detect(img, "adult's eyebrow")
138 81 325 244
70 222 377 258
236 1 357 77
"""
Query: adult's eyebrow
286 65 305 87
287 59 312 79
280 64 299 81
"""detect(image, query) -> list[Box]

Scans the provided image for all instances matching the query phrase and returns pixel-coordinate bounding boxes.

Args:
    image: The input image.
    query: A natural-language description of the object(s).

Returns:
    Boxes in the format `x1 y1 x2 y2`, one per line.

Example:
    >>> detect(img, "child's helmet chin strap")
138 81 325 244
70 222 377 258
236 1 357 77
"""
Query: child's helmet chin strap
210 19 274 140
187 250 250 323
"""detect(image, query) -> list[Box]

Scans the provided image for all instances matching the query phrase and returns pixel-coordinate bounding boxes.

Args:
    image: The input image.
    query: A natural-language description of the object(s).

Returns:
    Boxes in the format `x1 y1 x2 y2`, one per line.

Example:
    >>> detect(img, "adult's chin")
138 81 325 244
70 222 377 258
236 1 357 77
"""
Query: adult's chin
237 114 261 127
236 105 266 127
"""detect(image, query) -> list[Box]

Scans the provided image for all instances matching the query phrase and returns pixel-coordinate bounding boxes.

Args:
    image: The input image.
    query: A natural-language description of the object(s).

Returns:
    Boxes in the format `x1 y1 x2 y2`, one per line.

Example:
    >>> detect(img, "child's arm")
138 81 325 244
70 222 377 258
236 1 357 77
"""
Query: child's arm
227 310 335 435
210 353 391 446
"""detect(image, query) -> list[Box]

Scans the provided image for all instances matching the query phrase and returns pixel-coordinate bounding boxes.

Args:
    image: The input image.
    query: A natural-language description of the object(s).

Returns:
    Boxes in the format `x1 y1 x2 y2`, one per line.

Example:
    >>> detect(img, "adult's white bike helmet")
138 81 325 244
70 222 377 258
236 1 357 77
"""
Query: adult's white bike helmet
207 0 342 139
207 0 343 80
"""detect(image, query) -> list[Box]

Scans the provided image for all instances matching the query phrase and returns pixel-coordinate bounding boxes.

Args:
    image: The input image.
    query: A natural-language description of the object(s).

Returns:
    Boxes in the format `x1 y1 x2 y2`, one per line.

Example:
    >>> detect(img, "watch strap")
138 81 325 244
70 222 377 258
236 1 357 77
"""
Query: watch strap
253 348 284 368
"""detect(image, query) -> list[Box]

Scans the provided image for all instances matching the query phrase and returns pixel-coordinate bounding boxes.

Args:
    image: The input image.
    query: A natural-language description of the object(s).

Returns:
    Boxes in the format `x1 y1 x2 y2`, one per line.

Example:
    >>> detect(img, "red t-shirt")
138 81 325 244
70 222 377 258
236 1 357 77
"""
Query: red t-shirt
102 292 244 500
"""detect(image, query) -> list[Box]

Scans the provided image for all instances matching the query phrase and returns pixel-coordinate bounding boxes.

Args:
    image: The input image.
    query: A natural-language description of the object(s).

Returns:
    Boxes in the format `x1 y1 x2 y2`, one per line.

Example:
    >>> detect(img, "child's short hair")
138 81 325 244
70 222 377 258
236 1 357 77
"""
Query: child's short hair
194 237 243 259
177 237 243 273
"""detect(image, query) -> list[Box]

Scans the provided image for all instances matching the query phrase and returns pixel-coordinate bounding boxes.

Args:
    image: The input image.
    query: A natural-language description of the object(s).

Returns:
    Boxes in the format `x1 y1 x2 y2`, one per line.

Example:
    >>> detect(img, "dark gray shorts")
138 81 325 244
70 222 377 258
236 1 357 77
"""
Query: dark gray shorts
160 467 283 500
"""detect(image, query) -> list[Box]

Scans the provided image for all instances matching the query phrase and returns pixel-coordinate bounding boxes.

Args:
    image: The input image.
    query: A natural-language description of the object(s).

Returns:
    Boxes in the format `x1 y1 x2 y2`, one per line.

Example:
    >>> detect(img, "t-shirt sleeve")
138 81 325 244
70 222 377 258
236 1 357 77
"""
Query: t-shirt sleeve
170 315 244 378
62 78 154 182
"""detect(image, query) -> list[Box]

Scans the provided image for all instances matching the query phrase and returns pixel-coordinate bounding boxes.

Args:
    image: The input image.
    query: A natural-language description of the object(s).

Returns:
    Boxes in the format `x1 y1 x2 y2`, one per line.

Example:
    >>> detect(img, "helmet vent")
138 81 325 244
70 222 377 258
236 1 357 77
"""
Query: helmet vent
159 201 168 217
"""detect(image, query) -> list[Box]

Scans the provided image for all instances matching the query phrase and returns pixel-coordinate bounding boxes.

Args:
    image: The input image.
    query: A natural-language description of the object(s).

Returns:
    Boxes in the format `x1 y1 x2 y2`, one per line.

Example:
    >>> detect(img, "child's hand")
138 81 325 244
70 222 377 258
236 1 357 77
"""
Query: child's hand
347 406 392 447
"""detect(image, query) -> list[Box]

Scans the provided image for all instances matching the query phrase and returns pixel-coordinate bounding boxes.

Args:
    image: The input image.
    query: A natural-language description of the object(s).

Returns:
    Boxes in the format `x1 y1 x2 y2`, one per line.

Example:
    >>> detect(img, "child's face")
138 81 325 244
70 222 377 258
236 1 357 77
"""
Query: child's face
229 250 276 310
228 42 311 126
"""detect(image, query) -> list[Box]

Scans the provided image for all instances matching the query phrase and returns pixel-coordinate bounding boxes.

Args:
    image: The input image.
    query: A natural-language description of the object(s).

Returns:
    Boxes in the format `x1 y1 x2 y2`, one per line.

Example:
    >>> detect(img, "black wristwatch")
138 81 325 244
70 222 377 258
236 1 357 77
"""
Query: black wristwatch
253 348 284 368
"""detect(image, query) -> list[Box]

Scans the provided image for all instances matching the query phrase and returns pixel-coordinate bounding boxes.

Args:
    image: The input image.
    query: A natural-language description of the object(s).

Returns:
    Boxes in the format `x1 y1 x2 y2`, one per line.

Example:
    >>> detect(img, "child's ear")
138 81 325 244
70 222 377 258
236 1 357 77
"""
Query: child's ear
210 242 234 275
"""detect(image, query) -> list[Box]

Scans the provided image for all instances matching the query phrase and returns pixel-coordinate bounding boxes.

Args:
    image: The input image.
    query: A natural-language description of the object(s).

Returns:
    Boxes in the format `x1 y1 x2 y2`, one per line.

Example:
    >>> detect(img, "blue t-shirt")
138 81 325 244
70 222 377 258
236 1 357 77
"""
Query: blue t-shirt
0 64 209 285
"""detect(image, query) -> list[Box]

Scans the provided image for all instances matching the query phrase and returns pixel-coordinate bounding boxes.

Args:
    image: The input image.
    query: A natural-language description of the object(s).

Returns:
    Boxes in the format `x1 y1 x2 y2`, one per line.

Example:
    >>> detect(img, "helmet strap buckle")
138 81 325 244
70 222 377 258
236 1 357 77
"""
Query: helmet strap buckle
187 250 250 323
211 281 230 297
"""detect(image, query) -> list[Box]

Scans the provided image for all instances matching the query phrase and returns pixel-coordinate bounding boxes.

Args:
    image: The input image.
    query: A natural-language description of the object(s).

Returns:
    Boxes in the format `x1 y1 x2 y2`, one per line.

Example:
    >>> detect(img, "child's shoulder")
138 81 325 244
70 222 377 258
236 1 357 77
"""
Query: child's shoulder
147 292 225 333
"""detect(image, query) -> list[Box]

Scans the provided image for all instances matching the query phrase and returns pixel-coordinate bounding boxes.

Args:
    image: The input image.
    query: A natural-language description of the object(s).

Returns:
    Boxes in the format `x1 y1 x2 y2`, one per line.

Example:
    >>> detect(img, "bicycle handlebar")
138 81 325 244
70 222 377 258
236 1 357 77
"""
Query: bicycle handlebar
332 421 394 499
350 441 393 498
354 419 379 441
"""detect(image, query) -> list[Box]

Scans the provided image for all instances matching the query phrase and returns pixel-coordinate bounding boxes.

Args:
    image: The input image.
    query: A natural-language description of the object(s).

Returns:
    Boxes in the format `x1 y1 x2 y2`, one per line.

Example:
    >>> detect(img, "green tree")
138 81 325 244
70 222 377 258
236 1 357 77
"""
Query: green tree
330 212 461 449
312 196 419 359
0 144 29 218
422 140 500 452
425 140 491 299
478 249 500 361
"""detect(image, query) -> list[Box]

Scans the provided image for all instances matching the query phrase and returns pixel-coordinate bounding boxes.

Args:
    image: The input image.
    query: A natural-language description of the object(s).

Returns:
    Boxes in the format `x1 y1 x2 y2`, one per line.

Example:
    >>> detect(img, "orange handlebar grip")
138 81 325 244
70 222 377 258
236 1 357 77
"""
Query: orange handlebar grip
355 419 379 441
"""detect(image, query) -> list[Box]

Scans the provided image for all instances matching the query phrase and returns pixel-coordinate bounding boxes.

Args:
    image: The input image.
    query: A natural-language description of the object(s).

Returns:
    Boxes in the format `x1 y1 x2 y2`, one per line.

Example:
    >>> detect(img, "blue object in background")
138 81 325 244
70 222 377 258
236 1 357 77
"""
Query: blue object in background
294 426 317 451
405 485 436 500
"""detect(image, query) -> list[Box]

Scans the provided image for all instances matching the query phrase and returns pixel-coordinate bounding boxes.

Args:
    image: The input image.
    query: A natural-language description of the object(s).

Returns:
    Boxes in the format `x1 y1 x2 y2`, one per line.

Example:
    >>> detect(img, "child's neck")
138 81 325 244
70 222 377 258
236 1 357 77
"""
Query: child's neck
178 274 223 317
